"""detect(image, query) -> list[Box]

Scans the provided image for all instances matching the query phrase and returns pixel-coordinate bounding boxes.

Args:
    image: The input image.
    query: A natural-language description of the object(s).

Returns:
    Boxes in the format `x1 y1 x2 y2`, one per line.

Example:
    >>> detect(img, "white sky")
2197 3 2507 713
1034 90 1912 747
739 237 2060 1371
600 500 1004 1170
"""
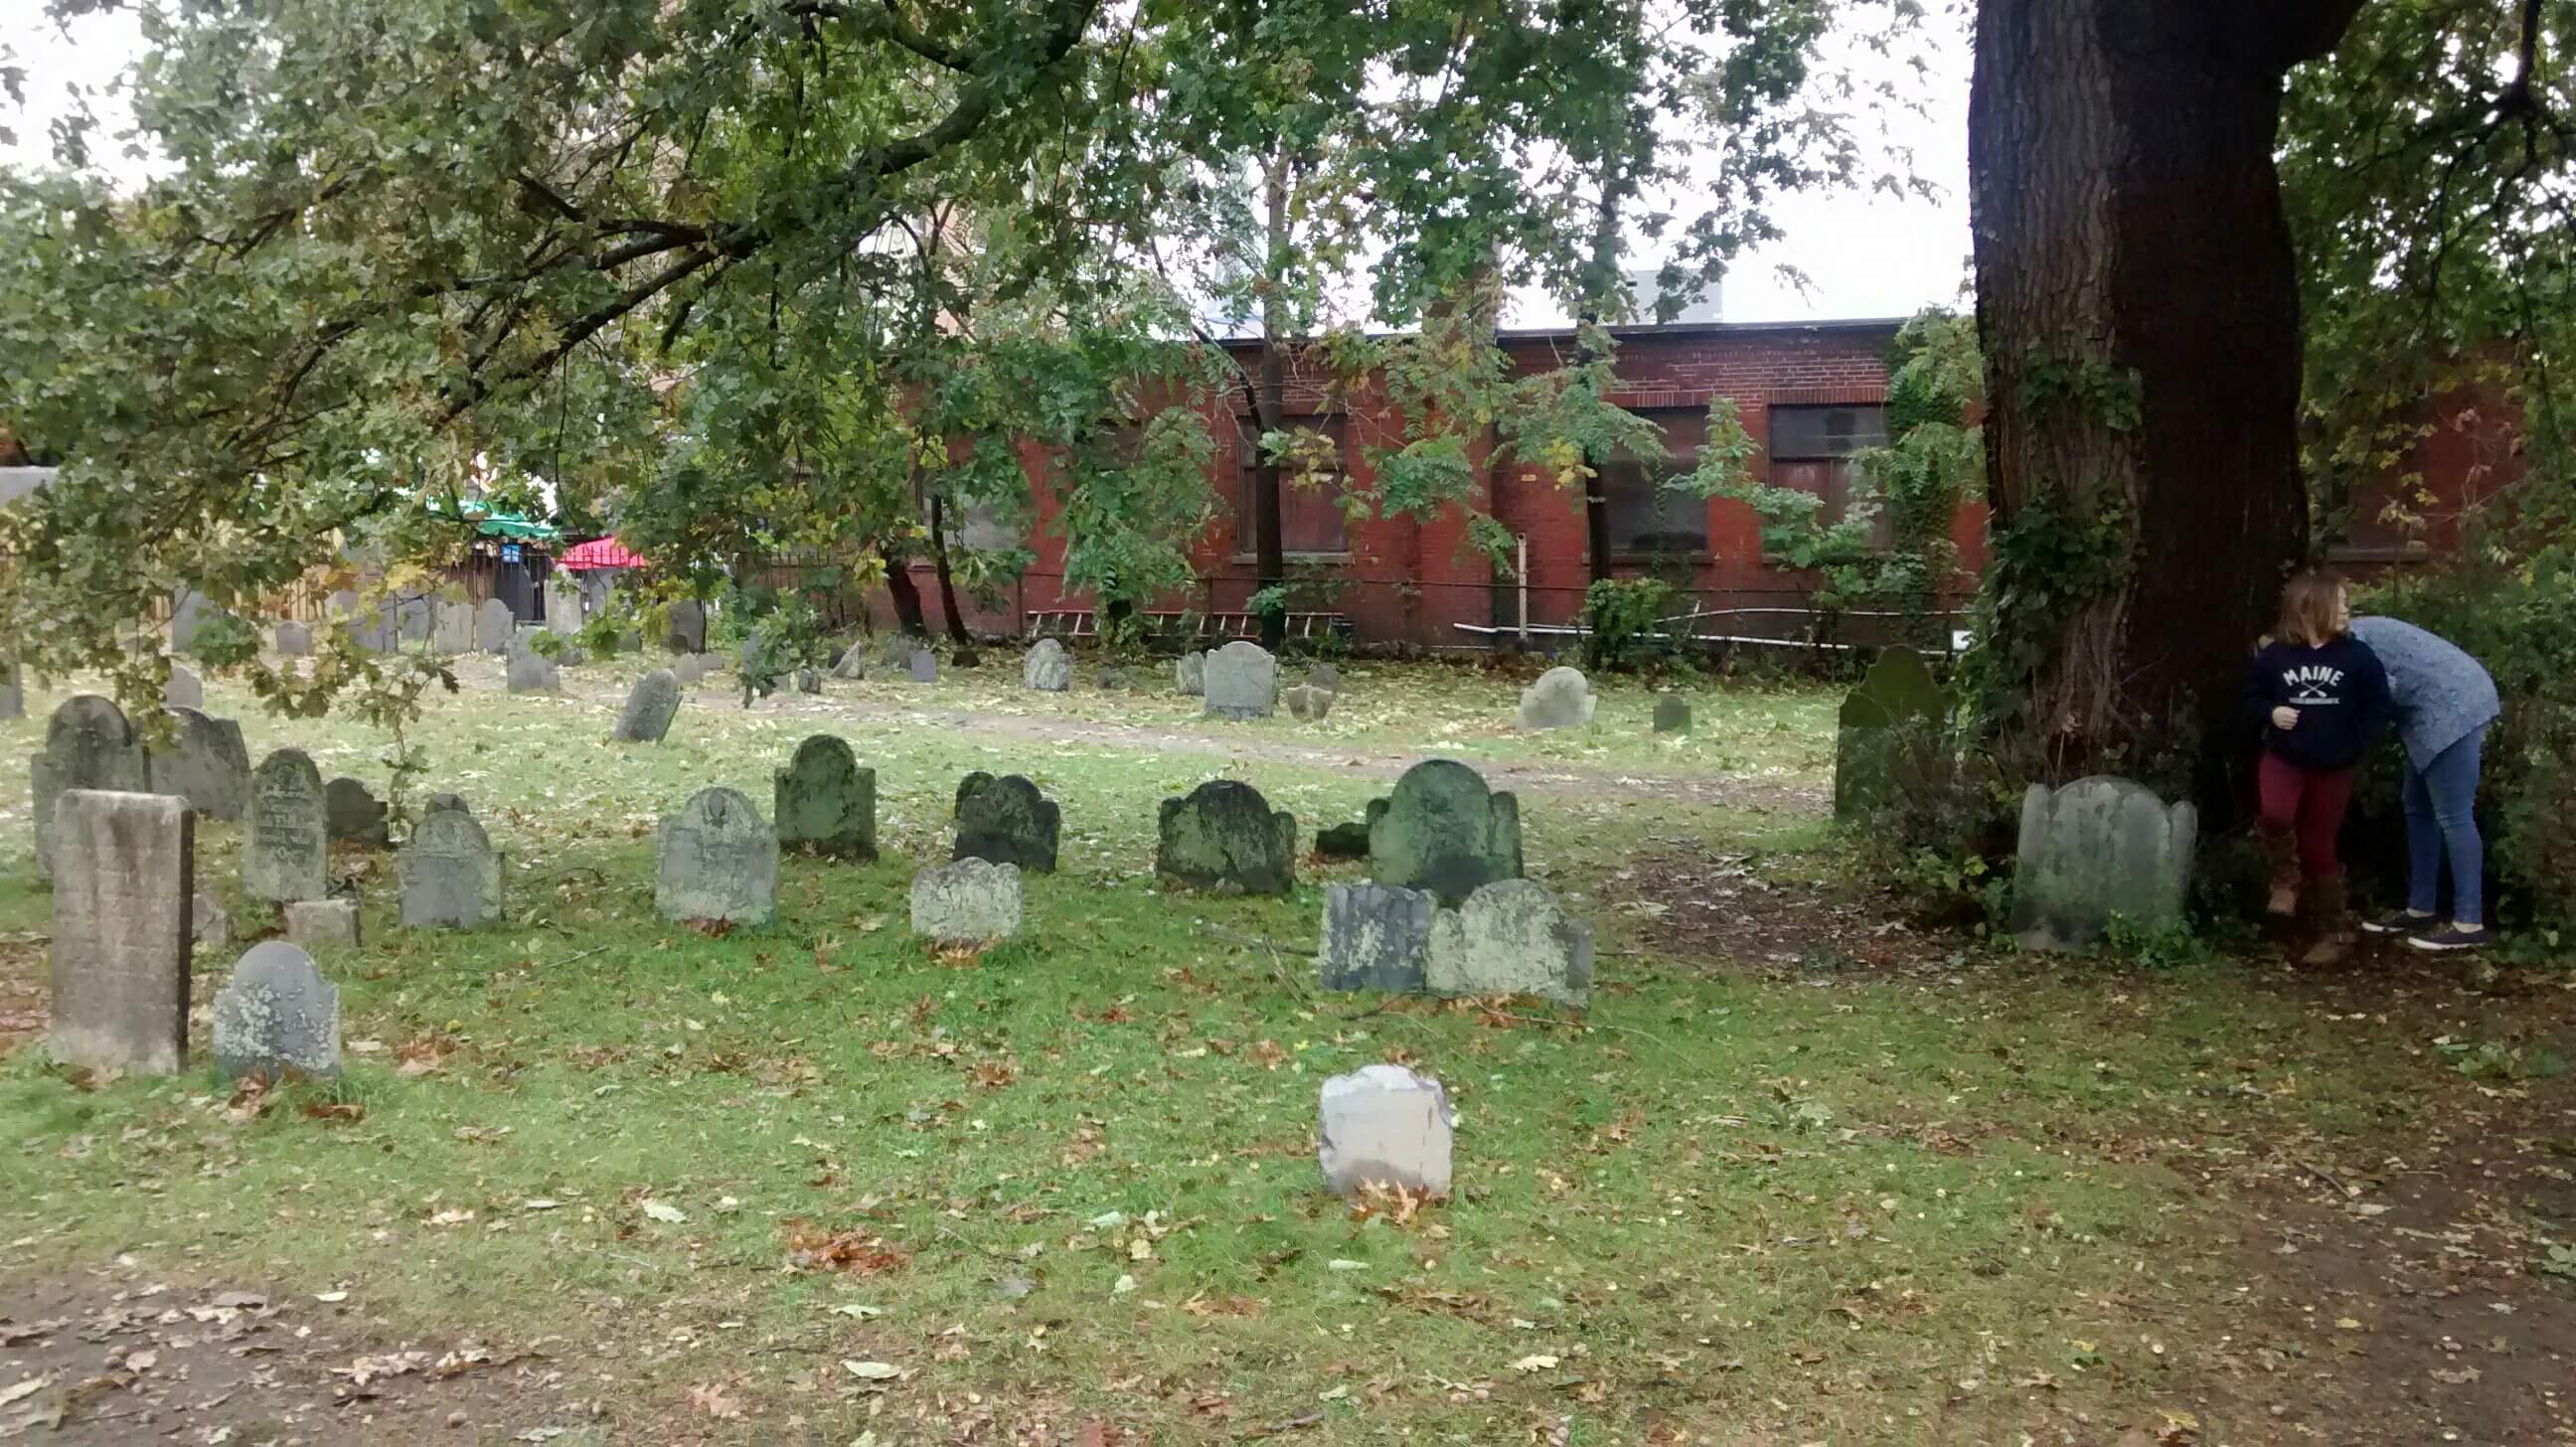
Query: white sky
0 5 1972 327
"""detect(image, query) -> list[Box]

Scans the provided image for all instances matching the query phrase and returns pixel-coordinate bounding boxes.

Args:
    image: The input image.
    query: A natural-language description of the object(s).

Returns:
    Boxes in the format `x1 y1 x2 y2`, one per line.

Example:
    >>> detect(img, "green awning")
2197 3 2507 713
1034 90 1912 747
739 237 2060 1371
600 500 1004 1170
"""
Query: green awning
424 496 564 544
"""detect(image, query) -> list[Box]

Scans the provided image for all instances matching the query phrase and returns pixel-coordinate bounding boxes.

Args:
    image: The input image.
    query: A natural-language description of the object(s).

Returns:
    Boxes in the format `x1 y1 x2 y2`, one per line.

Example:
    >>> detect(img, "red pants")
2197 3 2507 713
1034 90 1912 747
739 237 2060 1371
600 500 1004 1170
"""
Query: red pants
2258 752 2355 883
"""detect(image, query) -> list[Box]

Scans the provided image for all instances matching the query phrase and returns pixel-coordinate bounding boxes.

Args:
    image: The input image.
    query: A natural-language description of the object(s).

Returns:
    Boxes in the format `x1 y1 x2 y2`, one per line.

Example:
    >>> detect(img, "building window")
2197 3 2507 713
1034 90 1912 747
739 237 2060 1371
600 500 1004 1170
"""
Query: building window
1600 408 1710 556
1769 403 1891 547
1236 415 1350 557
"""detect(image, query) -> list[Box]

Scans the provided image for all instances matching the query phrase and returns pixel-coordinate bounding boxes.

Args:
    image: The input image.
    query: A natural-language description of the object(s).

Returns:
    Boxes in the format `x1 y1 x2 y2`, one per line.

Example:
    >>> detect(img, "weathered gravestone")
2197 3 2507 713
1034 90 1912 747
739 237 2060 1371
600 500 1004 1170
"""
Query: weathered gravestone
1653 696 1691 734
401 800 504 928
545 580 582 635
356 604 399 654
833 644 869 680
1424 879 1594 1007
665 598 707 654
907 648 939 683
774 735 878 860
1095 666 1132 692
324 589 361 626
169 589 219 657
1833 647 1943 820
285 898 361 952
1318 884 1437 994
1156 780 1296 894
1283 684 1334 722
1319 1064 1453 1199
674 655 705 686
655 786 778 925
211 941 340 1082
615 670 683 743
1023 638 1072 692
163 667 204 711
1309 662 1342 693
475 598 515 653
1516 665 1597 730
2009 776 2197 951
1365 759 1524 906
325 776 391 847
245 748 329 903
49 790 193 1074
909 858 1023 946
274 621 312 658
1203 641 1277 721
796 667 823 695
506 648 561 693
0 661 21 720
193 890 232 953
146 708 251 821
1315 820 1370 860
953 772 1059 874
431 600 474 654
1175 650 1206 697
396 595 434 644
33 696 150 883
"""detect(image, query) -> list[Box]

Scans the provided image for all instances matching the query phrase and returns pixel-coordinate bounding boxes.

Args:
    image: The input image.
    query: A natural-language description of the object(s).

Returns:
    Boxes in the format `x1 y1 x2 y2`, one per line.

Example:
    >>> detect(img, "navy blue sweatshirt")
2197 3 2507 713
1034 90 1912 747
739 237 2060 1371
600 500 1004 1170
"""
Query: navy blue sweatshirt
2244 634 2393 771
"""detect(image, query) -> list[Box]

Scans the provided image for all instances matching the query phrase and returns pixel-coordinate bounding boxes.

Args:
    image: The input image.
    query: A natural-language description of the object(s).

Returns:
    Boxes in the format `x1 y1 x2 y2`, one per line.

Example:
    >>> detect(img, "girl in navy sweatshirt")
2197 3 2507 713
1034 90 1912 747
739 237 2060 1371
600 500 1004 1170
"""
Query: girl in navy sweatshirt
2245 571 2392 963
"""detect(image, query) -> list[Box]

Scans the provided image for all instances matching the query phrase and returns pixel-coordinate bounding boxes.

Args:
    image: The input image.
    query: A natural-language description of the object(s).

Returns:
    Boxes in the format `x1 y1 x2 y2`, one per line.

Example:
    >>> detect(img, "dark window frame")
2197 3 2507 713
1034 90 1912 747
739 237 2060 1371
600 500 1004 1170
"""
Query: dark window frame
1600 407 1714 561
1232 413 1354 561
1766 402 1893 553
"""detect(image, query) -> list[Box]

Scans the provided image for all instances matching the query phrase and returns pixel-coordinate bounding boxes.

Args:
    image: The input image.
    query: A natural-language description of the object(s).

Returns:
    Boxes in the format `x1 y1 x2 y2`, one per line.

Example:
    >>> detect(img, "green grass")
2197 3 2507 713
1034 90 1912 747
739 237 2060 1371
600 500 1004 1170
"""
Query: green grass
0 656 2493 1443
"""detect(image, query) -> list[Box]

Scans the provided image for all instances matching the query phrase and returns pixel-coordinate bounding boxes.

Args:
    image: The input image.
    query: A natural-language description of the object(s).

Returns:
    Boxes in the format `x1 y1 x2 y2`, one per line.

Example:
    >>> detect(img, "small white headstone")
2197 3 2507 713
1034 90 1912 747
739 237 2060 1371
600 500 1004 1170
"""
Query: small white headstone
1516 666 1596 730
910 858 1023 946
1319 1064 1453 1198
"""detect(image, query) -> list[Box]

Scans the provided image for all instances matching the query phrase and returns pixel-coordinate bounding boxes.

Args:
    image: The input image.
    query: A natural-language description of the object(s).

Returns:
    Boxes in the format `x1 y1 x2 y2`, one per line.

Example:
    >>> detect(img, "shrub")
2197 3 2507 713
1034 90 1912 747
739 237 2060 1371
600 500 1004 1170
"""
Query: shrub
187 611 260 666
1580 576 1678 672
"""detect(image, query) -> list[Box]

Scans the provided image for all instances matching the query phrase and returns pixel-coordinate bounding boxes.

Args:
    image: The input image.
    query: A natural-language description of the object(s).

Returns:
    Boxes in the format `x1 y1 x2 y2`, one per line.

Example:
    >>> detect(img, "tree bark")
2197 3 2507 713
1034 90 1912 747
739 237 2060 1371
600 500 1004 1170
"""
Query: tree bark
1576 175 1633 588
880 542 926 637
926 491 974 648
1969 0 2364 786
1253 151 1291 652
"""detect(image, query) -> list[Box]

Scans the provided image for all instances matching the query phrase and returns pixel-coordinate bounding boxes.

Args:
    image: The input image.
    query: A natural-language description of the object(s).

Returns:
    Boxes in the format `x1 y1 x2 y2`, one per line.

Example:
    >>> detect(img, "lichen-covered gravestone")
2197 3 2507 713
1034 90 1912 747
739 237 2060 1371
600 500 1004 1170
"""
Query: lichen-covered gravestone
1202 641 1277 720
665 598 707 653
1653 697 1691 734
833 644 869 681
953 772 1060 873
211 941 340 1083
655 786 778 925
431 601 474 655
615 670 683 743
1156 780 1296 894
2009 776 2197 951
907 648 939 683
164 667 204 710
1283 684 1333 722
1319 1065 1453 1198
1365 759 1524 906
400 799 504 928
909 858 1023 946
1175 650 1206 697
246 748 329 903
1516 665 1596 730
1023 638 1072 692
274 621 312 657
285 898 361 952
1424 879 1594 1007
34 696 150 883
774 734 878 861
325 776 390 847
49 790 193 1074
146 707 251 821
1833 647 1943 820
475 598 515 653
506 646 561 693
1318 884 1437 994
1309 662 1341 695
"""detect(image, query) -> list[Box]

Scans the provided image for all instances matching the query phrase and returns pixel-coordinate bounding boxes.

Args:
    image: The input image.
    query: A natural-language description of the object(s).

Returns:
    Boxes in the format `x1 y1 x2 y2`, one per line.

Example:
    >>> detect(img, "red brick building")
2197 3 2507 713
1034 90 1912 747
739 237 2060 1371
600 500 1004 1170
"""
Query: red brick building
902 316 1989 651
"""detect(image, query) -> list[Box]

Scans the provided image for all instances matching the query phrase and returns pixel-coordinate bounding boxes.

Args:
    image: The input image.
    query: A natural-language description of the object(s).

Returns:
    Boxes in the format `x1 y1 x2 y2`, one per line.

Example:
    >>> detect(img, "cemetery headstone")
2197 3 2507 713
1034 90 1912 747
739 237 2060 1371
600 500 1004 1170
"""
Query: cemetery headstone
145 708 251 821
1175 650 1206 697
1023 638 1072 692
1516 665 1597 730
615 670 683 743
400 800 503 928
356 604 399 654
324 776 391 847
245 748 329 903
1309 662 1341 694
1833 647 1943 819
1203 640 1277 720
774 735 878 861
796 667 823 695
193 890 231 953
274 621 312 657
674 655 705 686
833 644 869 681
1365 759 1524 906
48 790 193 1074
0 660 20 720
506 648 561 693
395 595 433 643
545 581 582 635
431 600 473 654
211 941 340 1082
953 772 1059 873
1318 884 1436 994
906 648 939 683
285 898 361 953
879 634 911 668
1283 683 1333 722
1095 666 1131 692
2009 776 2198 951
1319 1064 1453 1199
909 858 1023 946
1423 879 1594 1007
1156 780 1297 894
665 598 707 653
475 598 515 653
655 786 778 925
1653 696 1691 734
164 666 203 711
1314 820 1370 860
33 696 149 882
169 588 218 656
324 589 360 624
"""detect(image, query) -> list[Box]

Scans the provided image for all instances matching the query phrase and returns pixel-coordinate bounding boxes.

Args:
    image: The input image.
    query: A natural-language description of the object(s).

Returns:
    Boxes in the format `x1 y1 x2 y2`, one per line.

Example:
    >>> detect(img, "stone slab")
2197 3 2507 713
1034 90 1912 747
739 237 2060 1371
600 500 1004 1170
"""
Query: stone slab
49 790 193 1075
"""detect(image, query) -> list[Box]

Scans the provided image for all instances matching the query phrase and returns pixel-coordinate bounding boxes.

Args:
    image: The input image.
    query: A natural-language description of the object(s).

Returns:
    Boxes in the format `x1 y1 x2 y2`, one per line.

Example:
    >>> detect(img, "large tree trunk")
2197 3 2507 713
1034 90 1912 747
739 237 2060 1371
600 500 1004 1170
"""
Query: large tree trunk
1577 175 1632 588
926 492 974 648
880 542 927 638
1252 153 1292 652
1969 0 2363 786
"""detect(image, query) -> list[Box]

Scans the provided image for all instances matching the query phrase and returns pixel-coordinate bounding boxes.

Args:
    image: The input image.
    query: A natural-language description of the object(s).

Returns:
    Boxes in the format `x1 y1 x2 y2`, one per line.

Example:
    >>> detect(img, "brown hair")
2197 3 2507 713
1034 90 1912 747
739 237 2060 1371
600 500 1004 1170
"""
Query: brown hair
2277 570 2348 648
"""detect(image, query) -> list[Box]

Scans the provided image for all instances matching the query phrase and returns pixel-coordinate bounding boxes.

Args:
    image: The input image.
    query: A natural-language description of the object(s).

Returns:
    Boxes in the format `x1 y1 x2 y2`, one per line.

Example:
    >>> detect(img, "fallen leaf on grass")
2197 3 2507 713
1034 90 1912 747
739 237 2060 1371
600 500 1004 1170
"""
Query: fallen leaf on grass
687 1381 746 1419
335 1351 428 1387
1512 1355 1561 1373
303 1100 365 1125
684 918 735 938
841 1360 903 1381
642 1201 687 1224
426 1208 475 1227
0 1376 48 1407
225 1077 273 1123
784 1224 910 1275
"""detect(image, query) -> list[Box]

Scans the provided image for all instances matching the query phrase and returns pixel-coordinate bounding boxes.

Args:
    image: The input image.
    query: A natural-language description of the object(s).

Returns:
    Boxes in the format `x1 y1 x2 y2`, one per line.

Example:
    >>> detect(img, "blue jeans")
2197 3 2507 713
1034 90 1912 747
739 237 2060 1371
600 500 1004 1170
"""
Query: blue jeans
2403 728 2487 925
